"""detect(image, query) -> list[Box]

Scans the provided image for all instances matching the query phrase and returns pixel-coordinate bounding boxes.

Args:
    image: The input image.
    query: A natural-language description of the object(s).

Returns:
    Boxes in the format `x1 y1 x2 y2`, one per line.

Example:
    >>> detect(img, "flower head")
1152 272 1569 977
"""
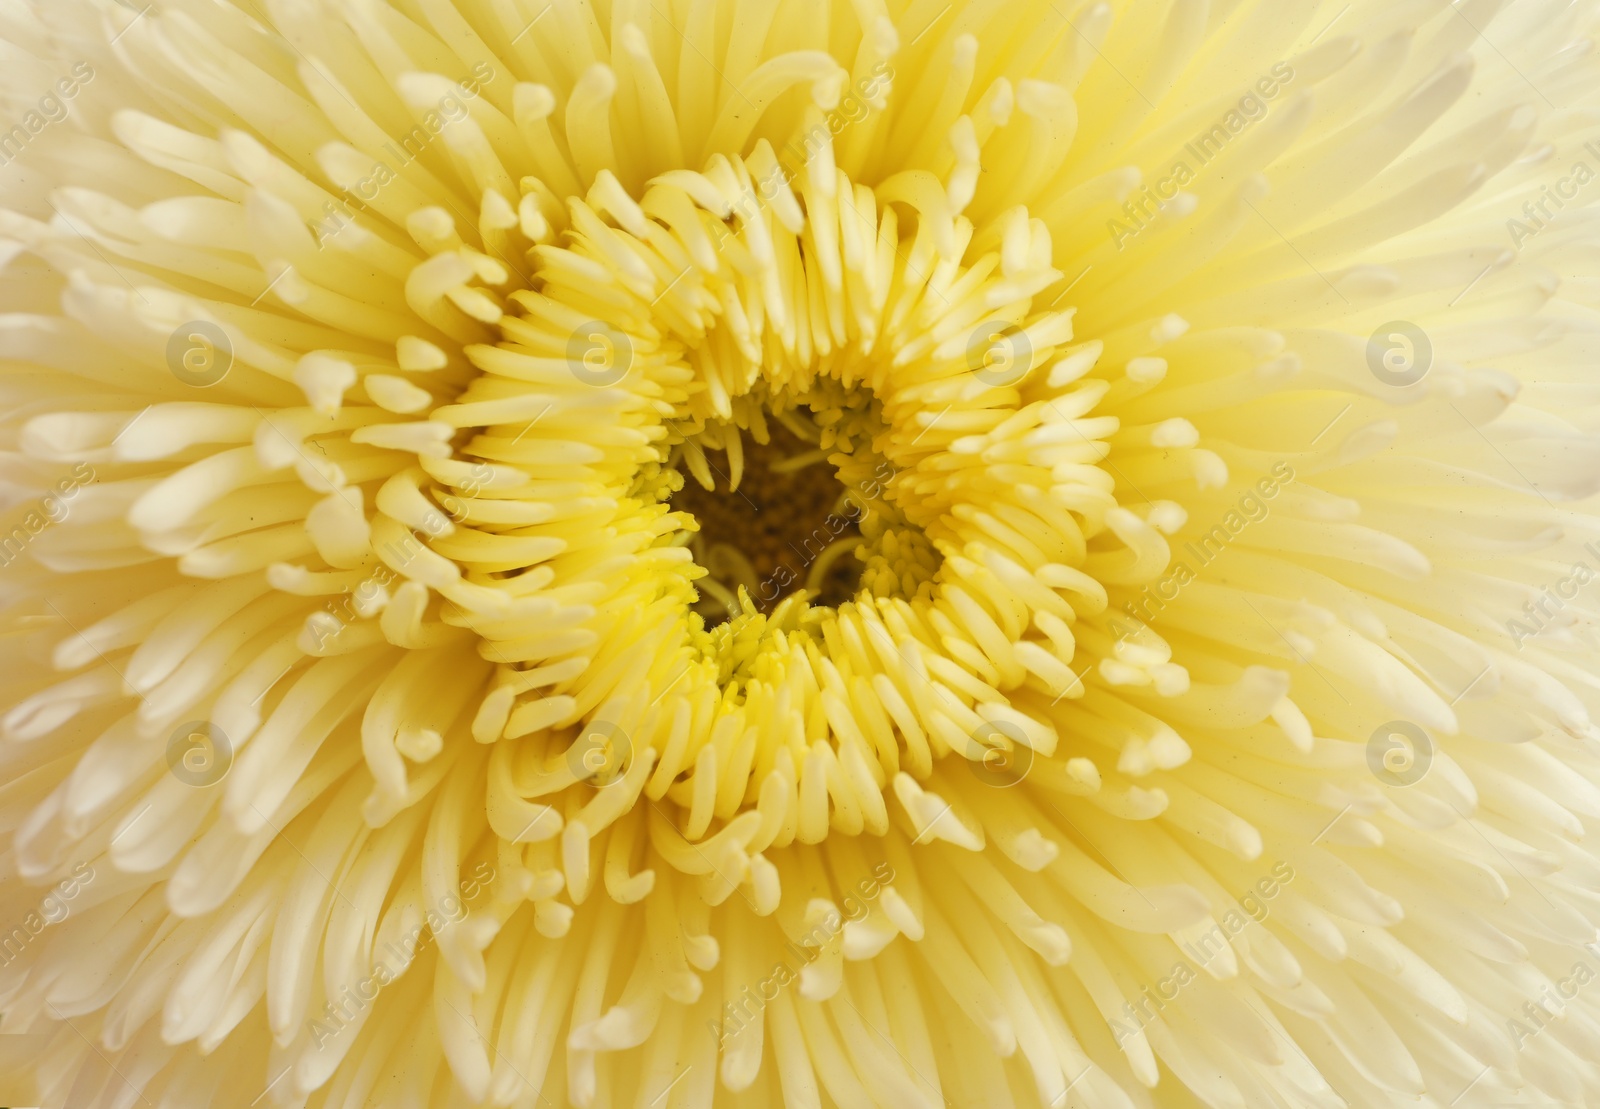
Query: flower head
3 1 1600 1106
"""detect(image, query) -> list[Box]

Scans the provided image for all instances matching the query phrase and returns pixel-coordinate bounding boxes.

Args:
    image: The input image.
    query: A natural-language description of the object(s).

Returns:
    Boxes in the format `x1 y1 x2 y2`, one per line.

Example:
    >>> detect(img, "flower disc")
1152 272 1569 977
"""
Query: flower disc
2 2 1600 1108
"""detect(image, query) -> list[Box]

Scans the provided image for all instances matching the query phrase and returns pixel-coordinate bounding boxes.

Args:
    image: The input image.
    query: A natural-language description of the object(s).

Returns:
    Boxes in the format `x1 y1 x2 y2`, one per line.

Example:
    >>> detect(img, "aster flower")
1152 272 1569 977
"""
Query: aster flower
3 0 1600 1106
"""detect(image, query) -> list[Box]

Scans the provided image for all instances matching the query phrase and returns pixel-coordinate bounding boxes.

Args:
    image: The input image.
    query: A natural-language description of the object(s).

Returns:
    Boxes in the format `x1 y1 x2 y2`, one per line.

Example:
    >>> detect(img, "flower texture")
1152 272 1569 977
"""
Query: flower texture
2 0 1600 1106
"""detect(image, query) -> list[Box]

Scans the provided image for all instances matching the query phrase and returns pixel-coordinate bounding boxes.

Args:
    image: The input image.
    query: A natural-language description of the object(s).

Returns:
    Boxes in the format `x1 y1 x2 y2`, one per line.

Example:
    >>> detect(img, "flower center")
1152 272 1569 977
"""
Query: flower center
419 158 1113 813
672 414 865 622
665 390 938 627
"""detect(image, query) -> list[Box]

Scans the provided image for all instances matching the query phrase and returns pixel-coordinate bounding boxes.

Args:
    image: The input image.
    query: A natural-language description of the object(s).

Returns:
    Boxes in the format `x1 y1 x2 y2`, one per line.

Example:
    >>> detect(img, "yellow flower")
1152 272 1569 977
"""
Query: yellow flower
3 1 1600 1106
